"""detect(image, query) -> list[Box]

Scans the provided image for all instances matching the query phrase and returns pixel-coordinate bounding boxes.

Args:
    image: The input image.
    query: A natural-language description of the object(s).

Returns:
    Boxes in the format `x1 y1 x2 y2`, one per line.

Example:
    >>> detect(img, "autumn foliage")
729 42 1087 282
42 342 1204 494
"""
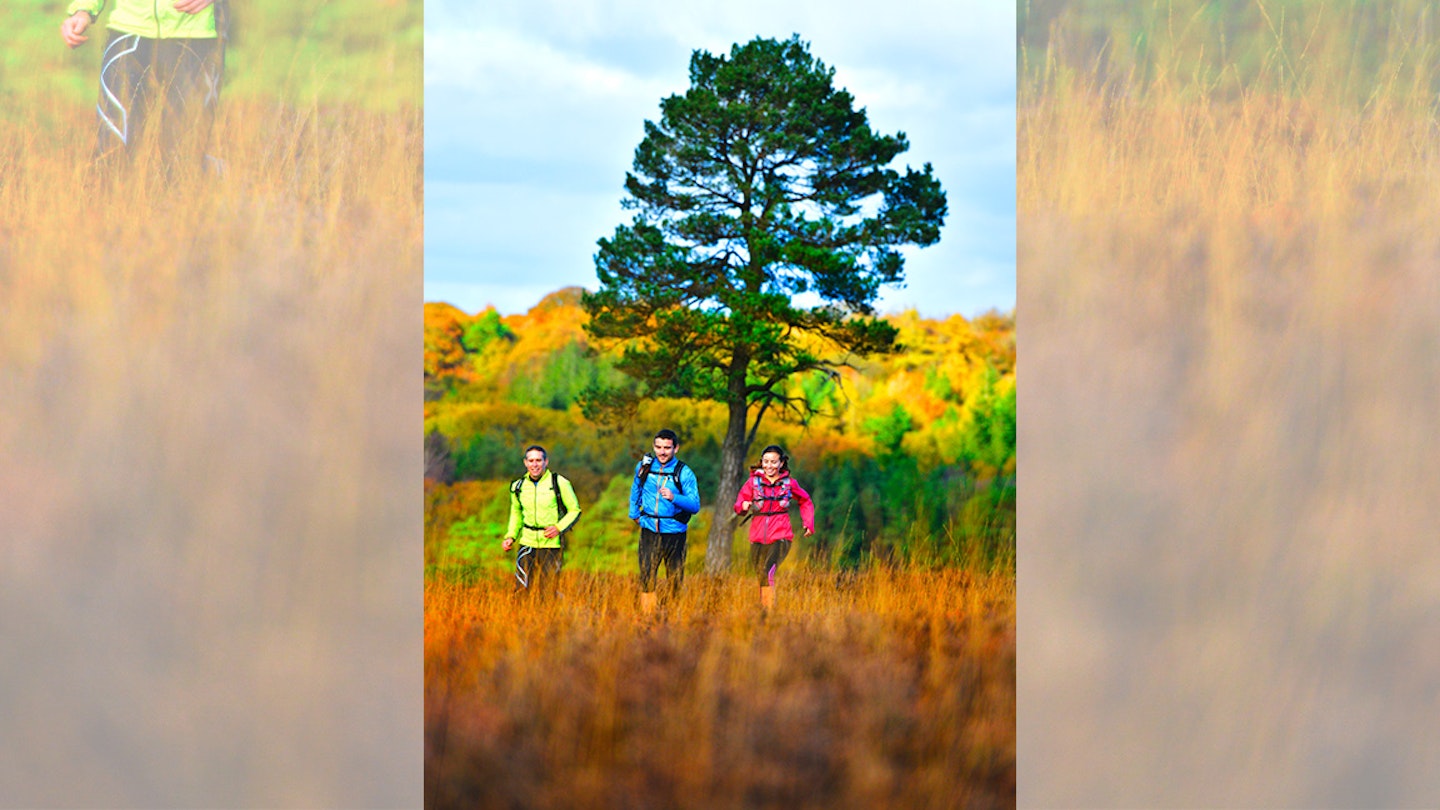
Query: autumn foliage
424 288 1015 576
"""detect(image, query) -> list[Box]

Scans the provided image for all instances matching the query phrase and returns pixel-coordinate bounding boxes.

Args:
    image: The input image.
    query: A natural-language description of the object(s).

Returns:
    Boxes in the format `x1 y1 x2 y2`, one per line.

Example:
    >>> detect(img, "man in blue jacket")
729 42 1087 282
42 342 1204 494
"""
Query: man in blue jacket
629 428 700 615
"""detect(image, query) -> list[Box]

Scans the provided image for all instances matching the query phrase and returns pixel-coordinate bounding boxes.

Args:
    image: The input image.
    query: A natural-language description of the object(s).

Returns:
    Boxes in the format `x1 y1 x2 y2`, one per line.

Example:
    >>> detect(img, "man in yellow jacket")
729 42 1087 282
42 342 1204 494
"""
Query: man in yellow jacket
60 0 227 169
502 445 581 596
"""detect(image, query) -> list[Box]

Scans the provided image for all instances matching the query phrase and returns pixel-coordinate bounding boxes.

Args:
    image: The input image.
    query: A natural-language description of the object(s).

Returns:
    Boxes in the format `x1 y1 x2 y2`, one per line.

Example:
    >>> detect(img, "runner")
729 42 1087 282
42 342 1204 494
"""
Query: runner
60 0 227 171
734 444 815 610
629 429 700 615
502 445 581 598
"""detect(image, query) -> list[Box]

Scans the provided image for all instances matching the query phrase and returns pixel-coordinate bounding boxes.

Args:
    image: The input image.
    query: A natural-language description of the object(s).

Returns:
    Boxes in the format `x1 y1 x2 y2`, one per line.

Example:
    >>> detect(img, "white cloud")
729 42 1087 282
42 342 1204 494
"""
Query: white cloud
424 27 670 102
424 0 1015 317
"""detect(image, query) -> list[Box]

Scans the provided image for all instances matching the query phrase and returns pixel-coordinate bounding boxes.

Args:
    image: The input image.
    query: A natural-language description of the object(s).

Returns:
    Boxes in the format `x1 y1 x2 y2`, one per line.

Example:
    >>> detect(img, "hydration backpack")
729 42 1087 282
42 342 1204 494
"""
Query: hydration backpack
637 458 694 525
749 473 793 515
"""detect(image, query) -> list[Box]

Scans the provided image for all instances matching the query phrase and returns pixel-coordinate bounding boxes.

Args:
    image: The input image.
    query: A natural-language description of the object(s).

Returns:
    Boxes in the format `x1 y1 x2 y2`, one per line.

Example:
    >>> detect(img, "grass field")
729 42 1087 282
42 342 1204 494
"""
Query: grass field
0 13 422 806
426 568 1015 809
1020 2 1440 804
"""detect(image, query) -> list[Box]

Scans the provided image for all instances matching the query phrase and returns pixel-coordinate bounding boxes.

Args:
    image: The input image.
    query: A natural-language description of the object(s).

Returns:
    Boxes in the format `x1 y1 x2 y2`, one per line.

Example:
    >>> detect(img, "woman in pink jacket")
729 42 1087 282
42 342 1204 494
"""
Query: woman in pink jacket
734 444 815 609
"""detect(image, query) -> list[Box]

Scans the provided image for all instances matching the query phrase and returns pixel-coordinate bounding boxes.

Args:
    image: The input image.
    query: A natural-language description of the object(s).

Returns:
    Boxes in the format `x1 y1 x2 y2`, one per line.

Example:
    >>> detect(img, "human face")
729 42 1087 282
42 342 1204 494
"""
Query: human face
652 437 676 465
524 450 548 479
761 451 783 479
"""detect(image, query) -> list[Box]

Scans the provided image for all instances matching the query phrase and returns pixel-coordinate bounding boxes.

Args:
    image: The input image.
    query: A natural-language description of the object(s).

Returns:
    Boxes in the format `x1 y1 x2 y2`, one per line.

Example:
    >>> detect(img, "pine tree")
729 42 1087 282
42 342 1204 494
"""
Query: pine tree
583 35 946 571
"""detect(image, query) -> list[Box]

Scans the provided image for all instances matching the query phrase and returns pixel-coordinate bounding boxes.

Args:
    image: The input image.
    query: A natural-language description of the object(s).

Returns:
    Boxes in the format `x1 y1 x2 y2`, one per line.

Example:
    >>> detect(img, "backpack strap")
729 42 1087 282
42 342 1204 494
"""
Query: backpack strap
552 470 572 546
752 474 791 514
637 459 682 492
673 460 687 494
550 470 565 520
637 459 691 520
514 474 573 533
513 477 544 531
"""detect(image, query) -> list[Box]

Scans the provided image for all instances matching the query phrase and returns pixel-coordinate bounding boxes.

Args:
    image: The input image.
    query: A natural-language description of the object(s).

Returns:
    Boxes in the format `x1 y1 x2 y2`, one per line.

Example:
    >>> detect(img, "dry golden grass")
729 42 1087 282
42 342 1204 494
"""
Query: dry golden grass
1020 8 1440 805
426 568 1014 809
0 96 421 806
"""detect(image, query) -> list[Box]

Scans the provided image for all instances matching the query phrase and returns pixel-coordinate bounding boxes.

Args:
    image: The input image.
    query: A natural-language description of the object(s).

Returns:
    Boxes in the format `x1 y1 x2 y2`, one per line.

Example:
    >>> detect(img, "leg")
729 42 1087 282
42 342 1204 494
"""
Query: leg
659 531 687 600
152 37 224 171
637 528 660 614
514 545 536 593
759 541 791 609
750 543 767 587
537 547 564 599
751 543 773 609
95 32 152 167
766 540 792 590
529 547 549 598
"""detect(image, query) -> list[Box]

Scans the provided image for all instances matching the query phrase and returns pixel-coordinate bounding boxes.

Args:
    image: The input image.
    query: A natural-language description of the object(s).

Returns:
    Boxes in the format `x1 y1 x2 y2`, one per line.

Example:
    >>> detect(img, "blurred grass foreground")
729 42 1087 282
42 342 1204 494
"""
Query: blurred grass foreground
1020 1 1440 806
426 569 1015 810
0 2 422 806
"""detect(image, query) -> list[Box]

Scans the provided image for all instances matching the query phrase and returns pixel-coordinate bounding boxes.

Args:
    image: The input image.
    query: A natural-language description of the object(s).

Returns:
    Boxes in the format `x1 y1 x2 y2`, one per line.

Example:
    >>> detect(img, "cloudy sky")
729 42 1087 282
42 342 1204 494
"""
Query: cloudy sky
424 0 1014 319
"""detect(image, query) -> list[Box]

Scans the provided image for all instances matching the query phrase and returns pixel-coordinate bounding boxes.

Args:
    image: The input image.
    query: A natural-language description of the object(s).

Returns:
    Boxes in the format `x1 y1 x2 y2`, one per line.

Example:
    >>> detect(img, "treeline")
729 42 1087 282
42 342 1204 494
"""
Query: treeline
424 288 1015 574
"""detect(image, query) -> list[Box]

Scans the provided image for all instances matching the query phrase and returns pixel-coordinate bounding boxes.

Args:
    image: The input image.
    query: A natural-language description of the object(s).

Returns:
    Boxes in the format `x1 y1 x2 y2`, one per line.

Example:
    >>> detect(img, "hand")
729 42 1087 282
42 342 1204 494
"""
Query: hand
543 526 559 539
741 500 752 512
61 11 91 47
173 0 214 13
803 527 814 537
502 538 514 552
659 485 673 501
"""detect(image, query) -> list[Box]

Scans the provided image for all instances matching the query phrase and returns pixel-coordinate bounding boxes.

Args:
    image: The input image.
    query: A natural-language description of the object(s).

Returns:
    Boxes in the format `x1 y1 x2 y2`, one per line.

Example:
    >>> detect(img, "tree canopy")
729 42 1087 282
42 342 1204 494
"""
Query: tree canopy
582 35 948 572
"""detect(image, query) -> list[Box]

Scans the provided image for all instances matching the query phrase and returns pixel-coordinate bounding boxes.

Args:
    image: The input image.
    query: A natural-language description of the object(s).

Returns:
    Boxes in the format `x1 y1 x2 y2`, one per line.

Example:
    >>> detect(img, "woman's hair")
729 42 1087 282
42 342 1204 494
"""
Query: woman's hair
757 444 790 472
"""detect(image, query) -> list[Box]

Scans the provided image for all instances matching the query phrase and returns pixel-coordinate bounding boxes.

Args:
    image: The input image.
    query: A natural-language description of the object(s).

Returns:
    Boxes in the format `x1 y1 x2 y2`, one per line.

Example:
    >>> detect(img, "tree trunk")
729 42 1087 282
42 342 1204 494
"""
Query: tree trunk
705 383 752 574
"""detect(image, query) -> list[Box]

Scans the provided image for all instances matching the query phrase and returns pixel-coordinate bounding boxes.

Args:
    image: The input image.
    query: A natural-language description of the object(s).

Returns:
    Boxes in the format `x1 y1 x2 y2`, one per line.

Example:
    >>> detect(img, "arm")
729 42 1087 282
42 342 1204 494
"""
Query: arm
503 486 521 550
792 480 816 535
734 477 753 514
674 464 701 514
61 1 102 48
66 0 105 17
627 464 642 521
556 476 581 534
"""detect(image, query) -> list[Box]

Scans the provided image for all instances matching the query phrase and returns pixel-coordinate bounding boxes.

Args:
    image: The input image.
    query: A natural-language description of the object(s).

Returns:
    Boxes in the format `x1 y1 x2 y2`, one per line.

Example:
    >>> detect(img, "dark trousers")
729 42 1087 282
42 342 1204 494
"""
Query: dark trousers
638 528 687 595
514 545 563 596
95 31 224 170
750 540 792 587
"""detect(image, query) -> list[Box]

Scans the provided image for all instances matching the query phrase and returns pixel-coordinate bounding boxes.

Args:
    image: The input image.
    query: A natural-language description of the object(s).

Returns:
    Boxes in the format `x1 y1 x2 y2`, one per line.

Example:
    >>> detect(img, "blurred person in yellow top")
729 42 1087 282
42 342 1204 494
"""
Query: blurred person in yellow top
502 445 581 597
60 0 228 171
